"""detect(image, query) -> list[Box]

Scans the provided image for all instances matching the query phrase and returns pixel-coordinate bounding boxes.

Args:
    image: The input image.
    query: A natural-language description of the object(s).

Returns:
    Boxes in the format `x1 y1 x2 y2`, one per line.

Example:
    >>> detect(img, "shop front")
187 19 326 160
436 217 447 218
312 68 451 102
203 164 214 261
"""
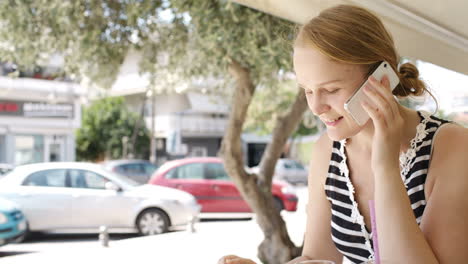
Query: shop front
0 78 82 165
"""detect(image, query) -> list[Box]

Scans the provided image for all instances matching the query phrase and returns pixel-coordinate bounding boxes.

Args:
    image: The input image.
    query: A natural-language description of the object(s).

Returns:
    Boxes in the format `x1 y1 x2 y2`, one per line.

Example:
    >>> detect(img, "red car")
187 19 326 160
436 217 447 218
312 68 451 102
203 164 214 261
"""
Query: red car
148 157 298 214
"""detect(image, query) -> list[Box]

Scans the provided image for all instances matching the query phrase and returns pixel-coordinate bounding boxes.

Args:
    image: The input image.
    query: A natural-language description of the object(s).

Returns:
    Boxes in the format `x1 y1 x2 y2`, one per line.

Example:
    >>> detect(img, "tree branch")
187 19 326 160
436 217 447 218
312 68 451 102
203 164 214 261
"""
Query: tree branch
259 89 308 186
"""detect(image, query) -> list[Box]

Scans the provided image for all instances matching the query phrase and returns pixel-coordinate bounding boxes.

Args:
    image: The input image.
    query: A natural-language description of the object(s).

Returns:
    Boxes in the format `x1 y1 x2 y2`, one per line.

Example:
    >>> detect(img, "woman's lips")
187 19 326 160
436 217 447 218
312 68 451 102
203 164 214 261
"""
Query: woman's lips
323 116 343 126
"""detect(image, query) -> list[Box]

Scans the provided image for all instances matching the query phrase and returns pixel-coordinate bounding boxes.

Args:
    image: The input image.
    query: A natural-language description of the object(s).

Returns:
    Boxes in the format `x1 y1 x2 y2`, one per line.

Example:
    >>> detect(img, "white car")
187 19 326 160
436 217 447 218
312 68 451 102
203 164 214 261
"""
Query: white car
251 159 308 185
0 162 200 236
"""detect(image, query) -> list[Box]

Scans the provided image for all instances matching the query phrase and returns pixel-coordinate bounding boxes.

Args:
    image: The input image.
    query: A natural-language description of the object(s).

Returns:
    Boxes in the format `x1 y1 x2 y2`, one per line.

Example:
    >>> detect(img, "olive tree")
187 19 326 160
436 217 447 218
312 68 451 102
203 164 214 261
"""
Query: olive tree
169 2 308 263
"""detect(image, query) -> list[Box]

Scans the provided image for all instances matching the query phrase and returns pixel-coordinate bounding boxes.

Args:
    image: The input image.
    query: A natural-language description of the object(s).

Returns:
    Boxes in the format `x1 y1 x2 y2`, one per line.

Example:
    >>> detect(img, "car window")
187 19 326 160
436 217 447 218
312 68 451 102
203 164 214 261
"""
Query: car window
166 163 204 180
119 164 145 175
69 169 87 188
293 161 305 170
205 163 230 180
69 169 108 189
23 169 67 187
142 163 157 174
283 161 293 169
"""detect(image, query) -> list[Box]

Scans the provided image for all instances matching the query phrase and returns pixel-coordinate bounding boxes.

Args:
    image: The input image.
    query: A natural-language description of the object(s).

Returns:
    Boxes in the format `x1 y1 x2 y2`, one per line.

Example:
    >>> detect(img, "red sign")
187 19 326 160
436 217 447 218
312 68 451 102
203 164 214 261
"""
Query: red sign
0 100 74 118
0 102 19 112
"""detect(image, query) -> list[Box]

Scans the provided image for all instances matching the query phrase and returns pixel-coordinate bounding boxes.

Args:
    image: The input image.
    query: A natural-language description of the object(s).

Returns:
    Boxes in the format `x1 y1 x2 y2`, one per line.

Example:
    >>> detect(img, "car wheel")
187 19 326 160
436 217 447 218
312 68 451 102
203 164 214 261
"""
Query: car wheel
136 208 169 236
273 197 284 212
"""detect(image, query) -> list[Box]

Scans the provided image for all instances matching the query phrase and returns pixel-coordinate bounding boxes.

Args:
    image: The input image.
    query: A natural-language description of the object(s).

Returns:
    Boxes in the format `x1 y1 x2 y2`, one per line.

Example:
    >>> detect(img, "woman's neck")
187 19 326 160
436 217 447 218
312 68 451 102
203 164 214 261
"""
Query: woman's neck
348 106 421 155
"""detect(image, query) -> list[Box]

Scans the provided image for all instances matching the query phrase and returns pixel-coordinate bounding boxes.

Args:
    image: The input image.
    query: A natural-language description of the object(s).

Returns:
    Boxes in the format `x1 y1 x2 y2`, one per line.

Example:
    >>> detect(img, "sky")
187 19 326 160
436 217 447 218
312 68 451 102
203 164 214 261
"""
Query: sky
417 60 468 113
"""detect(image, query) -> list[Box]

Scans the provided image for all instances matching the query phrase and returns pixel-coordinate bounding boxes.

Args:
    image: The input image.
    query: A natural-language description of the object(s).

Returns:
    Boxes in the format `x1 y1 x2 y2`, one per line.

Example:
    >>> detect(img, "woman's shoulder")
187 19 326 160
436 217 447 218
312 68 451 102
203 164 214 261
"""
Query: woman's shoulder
429 122 468 181
312 133 333 157
309 133 334 185
433 122 468 149
309 133 333 167
425 122 468 199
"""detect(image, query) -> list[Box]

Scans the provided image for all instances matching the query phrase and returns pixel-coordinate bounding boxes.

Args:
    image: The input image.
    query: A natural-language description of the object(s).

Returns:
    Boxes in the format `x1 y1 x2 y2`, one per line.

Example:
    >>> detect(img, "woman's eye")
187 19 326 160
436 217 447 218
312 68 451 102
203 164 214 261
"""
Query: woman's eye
327 89 339 94
305 89 313 95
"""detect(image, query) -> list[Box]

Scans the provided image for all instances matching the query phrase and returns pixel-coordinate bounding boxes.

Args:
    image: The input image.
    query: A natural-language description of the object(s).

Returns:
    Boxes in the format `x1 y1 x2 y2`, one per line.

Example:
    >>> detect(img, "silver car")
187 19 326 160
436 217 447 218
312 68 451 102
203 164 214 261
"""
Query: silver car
0 162 200 236
251 159 308 185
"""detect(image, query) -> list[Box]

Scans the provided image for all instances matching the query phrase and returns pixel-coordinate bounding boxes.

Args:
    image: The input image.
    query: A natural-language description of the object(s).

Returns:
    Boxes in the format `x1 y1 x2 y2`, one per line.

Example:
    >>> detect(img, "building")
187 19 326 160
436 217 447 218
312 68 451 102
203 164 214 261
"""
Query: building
112 88 229 166
0 62 83 165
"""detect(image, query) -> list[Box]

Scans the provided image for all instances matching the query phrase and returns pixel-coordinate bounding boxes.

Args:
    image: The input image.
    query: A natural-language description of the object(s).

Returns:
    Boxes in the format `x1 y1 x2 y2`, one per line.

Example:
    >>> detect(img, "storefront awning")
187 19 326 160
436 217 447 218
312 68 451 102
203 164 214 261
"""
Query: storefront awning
231 0 468 75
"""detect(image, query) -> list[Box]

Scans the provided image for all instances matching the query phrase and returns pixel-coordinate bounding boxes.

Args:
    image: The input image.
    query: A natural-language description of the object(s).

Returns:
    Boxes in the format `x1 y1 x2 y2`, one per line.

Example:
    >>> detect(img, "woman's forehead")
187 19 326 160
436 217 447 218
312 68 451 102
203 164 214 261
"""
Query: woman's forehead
293 47 363 87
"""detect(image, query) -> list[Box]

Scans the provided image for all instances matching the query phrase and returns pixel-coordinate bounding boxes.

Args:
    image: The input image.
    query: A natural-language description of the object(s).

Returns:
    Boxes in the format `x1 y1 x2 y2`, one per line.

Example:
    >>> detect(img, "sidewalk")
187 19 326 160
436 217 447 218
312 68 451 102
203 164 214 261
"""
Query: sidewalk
2 215 305 264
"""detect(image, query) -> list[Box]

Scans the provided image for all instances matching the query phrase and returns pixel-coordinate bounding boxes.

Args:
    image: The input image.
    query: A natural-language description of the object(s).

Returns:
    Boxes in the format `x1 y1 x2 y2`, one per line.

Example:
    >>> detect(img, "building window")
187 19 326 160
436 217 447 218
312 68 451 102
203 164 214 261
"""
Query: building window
190 146 207 157
15 135 44 165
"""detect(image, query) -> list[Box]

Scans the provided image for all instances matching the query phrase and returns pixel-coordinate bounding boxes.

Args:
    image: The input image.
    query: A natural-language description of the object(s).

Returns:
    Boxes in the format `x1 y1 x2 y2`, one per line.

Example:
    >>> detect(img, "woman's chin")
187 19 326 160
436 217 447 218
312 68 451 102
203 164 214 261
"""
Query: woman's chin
326 130 348 142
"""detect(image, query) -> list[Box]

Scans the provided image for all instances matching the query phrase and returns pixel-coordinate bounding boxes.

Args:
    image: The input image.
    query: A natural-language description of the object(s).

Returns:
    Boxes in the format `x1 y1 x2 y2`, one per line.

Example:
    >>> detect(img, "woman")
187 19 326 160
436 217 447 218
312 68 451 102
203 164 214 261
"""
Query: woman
219 4 468 264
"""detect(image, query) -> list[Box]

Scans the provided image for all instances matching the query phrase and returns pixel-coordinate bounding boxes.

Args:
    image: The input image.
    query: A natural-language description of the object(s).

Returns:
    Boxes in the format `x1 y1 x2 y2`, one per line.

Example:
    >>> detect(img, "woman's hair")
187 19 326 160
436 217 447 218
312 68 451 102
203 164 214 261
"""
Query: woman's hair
295 4 430 99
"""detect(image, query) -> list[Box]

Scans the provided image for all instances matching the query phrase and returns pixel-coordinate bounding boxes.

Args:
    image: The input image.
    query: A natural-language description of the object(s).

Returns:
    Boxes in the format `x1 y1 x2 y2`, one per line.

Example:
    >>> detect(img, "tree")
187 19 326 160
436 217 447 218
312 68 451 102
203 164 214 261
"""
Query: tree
0 1 311 263
76 97 150 161
169 2 307 262
0 0 187 89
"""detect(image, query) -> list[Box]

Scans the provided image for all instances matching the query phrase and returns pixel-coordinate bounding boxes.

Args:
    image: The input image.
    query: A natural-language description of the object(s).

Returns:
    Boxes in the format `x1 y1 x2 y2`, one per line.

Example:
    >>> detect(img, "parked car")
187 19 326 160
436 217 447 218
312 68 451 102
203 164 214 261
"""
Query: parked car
101 159 158 184
0 162 200 236
251 159 308 185
0 196 27 246
0 163 14 178
148 157 298 216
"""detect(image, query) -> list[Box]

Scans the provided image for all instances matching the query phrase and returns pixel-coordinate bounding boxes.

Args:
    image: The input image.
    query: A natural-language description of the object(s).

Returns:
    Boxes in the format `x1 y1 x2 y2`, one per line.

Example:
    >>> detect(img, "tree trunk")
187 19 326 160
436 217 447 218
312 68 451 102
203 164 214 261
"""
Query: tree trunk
220 58 308 264
129 93 148 158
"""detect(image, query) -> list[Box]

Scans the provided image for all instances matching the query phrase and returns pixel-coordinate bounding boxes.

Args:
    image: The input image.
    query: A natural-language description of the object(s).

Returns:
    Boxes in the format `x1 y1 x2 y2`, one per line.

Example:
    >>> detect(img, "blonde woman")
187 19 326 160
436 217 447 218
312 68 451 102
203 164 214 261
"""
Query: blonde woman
219 4 468 264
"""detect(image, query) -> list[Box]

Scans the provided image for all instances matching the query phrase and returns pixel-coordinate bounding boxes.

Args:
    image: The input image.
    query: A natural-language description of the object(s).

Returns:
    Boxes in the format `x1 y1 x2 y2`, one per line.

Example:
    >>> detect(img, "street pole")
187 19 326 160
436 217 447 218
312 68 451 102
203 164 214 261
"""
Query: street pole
121 136 128 158
149 87 157 164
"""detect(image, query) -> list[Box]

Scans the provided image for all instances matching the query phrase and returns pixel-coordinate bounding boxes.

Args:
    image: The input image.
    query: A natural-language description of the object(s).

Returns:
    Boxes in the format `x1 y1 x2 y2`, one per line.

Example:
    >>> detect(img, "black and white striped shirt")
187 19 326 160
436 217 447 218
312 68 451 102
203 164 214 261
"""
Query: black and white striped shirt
325 111 450 263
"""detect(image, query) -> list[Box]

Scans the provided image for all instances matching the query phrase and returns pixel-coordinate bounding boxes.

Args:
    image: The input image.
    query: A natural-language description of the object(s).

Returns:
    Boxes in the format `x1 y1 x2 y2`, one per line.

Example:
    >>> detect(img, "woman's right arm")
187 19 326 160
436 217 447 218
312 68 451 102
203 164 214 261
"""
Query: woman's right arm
286 134 342 264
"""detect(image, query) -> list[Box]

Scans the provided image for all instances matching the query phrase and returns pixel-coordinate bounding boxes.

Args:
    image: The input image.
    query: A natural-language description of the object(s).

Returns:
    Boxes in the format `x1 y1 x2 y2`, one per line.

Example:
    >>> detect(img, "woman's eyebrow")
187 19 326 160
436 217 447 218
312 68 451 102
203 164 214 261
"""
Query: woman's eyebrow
298 79 342 90
317 79 342 86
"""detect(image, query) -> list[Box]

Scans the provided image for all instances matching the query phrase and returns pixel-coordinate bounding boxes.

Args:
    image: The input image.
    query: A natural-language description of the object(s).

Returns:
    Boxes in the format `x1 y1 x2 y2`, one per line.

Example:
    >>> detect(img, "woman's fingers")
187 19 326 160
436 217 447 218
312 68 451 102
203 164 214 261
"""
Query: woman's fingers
363 83 392 125
368 75 399 118
361 99 386 128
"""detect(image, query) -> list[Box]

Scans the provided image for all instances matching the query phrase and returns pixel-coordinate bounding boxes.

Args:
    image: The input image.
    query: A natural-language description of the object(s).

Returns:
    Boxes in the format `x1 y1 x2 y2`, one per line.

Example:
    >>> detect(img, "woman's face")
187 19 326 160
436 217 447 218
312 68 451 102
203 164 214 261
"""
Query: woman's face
293 45 368 141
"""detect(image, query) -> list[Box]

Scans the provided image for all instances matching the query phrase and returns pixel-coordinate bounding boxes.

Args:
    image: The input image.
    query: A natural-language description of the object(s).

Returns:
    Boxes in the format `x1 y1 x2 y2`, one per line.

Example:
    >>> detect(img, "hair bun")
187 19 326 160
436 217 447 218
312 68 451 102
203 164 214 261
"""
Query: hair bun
399 63 420 79
394 62 426 97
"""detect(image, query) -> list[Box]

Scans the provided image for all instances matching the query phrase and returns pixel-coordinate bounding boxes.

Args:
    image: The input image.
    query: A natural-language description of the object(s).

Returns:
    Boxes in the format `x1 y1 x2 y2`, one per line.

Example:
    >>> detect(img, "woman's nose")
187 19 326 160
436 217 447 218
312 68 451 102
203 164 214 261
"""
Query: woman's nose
307 94 330 115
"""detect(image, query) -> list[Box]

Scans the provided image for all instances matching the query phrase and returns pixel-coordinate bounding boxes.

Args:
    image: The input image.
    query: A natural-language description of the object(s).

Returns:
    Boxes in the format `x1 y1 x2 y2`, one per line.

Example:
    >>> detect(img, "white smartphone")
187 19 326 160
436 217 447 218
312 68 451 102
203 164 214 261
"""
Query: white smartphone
344 61 400 126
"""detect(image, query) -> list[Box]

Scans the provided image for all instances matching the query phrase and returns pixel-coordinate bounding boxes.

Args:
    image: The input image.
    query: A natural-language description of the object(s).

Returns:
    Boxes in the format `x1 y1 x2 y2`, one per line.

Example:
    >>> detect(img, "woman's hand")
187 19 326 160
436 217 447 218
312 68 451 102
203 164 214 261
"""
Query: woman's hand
361 75 403 174
217 255 257 264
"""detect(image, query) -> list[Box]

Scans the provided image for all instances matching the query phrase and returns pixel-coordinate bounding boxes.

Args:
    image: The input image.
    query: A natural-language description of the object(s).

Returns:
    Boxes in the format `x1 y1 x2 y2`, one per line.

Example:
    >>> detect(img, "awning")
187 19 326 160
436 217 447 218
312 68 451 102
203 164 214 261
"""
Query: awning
231 0 468 75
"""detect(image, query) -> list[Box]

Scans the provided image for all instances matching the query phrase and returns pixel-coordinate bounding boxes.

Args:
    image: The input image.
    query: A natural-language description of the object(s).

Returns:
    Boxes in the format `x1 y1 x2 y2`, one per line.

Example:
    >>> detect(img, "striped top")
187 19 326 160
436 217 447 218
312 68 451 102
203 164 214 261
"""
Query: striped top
325 111 450 263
